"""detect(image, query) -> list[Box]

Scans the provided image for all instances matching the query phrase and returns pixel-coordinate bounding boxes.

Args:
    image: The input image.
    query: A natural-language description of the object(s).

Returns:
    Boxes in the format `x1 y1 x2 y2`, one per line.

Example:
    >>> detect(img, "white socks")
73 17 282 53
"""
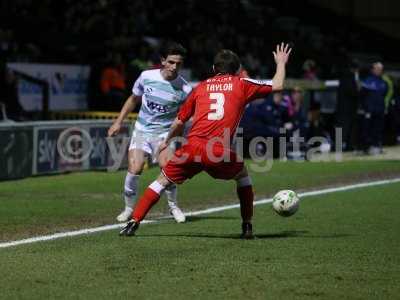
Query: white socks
124 172 139 209
124 172 178 210
165 184 178 209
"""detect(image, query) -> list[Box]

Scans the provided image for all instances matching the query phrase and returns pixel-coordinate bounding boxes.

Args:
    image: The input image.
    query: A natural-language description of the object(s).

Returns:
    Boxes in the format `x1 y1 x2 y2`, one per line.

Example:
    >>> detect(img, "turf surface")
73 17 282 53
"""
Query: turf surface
1 160 400 241
1 181 399 299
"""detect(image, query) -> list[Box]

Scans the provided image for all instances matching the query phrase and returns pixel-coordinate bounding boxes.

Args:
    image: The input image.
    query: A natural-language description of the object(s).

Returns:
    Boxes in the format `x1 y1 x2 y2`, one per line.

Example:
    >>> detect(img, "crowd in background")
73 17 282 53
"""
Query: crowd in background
241 61 400 157
2 0 399 77
1 0 400 154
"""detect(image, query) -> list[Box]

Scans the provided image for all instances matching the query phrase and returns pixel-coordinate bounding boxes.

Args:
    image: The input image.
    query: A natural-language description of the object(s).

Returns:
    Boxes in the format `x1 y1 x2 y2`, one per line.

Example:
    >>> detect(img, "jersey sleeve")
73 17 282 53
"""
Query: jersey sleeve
132 72 144 96
177 89 196 122
241 78 273 103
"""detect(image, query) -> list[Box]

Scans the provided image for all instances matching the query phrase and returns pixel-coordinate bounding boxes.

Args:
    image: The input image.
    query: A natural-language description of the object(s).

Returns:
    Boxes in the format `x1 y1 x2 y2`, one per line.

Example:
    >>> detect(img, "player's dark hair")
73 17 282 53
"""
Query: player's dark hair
213 49 241 75
160 42 187 59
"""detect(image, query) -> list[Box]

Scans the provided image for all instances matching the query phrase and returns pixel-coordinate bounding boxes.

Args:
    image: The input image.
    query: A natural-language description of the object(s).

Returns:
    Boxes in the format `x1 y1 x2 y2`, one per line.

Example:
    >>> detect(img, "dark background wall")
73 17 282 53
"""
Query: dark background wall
310 0 400 39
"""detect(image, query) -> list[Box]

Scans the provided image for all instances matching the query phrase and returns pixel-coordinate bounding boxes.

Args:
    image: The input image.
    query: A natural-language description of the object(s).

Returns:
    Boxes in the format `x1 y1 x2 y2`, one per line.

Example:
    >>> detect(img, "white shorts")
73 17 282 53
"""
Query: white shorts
129 129 168 161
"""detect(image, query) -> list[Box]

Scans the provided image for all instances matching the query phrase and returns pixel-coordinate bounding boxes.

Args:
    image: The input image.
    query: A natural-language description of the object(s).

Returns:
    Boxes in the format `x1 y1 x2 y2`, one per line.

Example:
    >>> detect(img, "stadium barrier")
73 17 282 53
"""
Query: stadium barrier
0 79 340 181
0 120 132 180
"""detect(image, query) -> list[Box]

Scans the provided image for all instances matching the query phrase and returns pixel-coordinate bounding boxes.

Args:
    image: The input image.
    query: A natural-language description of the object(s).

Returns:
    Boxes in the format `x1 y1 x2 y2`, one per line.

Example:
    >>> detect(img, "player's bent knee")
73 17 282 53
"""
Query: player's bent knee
158 159 168 169
157 150 171 168
128 162 145 175
157 173 173 187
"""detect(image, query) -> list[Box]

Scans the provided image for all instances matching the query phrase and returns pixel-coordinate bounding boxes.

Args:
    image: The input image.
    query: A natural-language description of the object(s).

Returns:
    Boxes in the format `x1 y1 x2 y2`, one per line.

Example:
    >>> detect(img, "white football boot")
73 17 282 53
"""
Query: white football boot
170 207 186 223
116 207 133 222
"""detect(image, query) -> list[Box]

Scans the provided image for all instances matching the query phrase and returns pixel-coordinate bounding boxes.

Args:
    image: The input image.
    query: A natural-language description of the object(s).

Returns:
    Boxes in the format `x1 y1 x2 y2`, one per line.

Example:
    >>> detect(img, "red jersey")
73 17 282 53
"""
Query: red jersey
178 74 273 141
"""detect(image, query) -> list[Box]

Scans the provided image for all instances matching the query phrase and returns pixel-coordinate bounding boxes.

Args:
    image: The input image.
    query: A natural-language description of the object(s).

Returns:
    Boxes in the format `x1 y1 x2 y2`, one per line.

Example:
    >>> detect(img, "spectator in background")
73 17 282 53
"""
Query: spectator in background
240 97 265 151
394 87 400 144
125 44 153 102
335 59 361 151
99 52 127 111
283 87 309 159
285 87 309 138
360 62 387 155
0 66 24 120
302 59 318 80
241 92 289 158
382 73 394 114
262 92 290 140
382 72 396 144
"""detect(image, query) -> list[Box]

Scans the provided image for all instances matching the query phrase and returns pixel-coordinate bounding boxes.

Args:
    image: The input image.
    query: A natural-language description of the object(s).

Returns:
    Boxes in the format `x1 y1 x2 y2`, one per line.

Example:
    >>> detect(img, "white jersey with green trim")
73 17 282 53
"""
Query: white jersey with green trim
132 69 192 135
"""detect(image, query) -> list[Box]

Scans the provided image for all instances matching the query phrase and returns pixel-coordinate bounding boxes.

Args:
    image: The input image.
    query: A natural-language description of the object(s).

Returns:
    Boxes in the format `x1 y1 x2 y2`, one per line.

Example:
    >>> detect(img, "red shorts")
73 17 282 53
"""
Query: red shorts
162 140 244 184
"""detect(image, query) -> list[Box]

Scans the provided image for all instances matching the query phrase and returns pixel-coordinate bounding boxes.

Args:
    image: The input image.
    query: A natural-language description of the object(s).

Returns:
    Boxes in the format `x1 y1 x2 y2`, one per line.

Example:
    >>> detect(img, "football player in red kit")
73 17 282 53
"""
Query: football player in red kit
120 43 292 239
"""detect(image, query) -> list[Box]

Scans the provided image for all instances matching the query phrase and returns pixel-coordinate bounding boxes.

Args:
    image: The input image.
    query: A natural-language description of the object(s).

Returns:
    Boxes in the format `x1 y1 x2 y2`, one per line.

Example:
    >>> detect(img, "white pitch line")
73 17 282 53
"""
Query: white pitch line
1 177 400 249
0 220 155 249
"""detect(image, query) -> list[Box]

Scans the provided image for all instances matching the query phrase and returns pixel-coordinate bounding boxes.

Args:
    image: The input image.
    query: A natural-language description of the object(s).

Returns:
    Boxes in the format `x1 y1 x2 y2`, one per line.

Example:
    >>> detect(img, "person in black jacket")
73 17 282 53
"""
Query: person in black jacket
241 92 290 158
0 66 24 120
335 60 360 151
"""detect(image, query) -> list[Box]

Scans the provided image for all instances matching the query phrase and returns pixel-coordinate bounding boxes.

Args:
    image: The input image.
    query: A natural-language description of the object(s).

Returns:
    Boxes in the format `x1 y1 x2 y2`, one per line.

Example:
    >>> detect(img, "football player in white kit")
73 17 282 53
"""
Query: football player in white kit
108 42 191 223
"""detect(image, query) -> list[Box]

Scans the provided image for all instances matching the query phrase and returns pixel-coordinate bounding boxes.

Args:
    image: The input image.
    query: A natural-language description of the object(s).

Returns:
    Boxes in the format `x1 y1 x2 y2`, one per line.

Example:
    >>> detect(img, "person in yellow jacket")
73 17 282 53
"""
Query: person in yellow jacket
382 73 394 113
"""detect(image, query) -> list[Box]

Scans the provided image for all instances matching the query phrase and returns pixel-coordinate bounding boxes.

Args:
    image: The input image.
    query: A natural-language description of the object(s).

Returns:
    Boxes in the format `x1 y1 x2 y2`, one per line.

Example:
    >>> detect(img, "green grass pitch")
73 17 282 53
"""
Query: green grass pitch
0 160 399 299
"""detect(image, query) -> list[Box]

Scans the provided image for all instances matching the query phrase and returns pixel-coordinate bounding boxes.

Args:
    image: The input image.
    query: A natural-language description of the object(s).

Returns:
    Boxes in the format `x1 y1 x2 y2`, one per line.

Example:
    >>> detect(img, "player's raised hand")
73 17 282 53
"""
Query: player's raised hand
273 43 292 65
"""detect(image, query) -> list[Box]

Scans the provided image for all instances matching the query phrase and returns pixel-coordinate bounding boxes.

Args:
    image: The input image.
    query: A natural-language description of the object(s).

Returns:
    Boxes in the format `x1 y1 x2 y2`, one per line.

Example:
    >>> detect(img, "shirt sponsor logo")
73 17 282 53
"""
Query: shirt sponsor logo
147 101 169 113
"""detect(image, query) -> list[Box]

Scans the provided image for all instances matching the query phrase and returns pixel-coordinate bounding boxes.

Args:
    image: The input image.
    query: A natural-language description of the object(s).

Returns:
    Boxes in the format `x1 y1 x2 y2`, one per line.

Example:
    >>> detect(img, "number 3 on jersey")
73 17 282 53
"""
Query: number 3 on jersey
208 93 225 120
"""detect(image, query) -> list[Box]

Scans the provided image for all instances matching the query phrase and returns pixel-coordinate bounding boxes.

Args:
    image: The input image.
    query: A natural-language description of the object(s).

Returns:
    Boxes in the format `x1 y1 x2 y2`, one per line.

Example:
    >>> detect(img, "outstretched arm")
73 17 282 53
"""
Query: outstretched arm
158 117 185 153
108 95 140 136
167 118 185 142
272 43 292 91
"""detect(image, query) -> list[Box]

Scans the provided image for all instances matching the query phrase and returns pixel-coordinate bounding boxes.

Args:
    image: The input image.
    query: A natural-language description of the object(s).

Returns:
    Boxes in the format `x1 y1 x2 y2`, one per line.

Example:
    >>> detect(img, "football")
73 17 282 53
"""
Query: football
272 190 300 217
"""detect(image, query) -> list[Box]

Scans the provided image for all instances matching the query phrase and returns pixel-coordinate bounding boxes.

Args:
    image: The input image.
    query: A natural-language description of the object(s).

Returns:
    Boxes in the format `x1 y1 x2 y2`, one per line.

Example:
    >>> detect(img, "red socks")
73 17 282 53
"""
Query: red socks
131 180 253 224
132 187 161 222
237 185 254 222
